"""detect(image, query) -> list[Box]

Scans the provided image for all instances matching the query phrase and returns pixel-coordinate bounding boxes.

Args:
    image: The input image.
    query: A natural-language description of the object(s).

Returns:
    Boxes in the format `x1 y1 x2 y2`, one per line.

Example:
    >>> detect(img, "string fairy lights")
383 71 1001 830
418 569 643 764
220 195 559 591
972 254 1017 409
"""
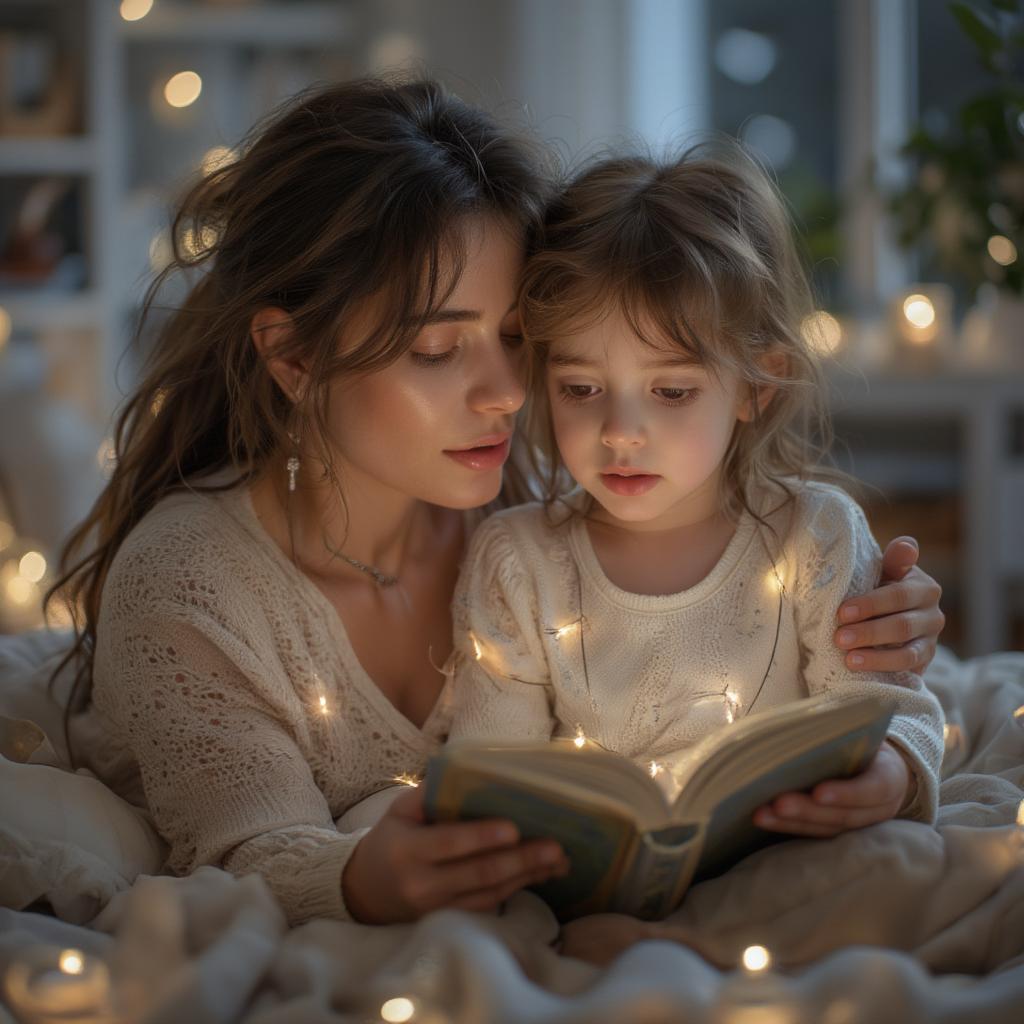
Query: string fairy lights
741 945 772 973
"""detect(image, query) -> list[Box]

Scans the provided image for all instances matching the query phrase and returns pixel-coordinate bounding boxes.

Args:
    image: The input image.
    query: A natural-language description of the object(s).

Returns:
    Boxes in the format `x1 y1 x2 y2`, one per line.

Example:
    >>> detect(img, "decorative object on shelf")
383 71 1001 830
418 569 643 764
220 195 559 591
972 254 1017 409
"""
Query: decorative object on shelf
961 280 1024 364
0 25 78 136
889 284 955 367
0 177 81 290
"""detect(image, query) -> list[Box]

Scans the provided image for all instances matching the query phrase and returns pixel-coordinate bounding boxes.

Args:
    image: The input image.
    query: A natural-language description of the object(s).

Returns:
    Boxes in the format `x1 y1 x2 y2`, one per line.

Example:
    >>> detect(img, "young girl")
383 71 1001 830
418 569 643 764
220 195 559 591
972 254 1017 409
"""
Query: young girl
54 77 944 930
447 148 945 841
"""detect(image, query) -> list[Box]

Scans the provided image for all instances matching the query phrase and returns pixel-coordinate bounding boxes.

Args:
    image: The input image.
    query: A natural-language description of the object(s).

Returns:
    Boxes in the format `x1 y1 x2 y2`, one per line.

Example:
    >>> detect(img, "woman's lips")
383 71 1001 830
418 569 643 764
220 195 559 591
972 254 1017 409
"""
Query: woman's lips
600 472 661 496
444 437 511 471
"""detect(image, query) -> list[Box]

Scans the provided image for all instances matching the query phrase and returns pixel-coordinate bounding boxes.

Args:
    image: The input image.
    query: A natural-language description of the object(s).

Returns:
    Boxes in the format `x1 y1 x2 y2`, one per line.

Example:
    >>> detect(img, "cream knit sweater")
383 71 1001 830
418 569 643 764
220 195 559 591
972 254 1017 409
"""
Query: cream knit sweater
92 481 453 926
448 481 944 822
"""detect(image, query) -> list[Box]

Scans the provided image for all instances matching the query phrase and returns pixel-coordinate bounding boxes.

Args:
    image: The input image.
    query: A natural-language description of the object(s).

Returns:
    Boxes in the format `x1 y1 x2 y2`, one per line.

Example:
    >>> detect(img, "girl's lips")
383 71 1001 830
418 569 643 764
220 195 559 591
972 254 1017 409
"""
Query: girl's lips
600 472 661 496
444 437 511 471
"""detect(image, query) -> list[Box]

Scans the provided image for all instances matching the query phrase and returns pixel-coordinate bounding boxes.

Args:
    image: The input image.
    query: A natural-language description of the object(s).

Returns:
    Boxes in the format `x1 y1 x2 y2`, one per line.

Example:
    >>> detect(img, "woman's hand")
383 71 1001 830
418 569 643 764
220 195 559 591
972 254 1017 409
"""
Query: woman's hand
835 536 945 674
752 740 912 838
341 785 569 924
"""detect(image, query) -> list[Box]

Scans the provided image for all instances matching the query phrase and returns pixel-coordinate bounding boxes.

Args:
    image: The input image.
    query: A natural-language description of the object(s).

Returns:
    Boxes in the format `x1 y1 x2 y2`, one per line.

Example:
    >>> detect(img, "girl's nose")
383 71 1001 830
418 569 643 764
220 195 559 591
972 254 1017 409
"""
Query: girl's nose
601 415 645 448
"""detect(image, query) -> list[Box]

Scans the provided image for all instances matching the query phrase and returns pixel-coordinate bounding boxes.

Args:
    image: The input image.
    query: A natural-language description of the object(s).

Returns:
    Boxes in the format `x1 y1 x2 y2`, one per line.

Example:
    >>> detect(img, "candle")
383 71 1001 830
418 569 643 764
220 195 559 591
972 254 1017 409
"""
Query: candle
3 945 120 1023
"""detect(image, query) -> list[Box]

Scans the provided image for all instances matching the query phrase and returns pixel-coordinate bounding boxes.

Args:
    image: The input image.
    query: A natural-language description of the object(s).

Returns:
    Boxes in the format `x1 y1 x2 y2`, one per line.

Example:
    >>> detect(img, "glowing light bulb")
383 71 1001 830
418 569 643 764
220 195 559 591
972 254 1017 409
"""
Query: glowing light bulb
554 622 578 639
18 551 46 584
120 0 153 20
943 723 950 741
902 294 936 330
766 567 785 594
181 225 218 258
724 690 741 724
59 950 85 975
97 438 117 477
742 944 771 972
380 997 416 1022
987 235 1018 267
318 695 328 714
393 773 420 788
1014 705 1024 720
164 71 202 109
471 634 482 661
573 725 586 749
201 145 234 175
6 575 35 607
0 305 10 351
648 761 663 778
800 310 843 356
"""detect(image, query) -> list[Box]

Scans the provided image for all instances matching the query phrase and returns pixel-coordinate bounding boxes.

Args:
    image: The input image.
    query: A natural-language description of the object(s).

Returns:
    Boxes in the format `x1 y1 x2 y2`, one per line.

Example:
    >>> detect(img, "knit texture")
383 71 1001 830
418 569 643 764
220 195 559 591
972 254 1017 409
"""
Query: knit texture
92 481 452 926
448 481 945 823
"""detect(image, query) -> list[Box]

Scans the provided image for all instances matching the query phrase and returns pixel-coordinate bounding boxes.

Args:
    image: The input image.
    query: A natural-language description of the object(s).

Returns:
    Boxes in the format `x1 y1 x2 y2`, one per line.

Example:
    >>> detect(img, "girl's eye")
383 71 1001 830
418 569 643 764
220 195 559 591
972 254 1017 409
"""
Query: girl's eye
654 387 699 404
501 332 524 349
559 383 600 403
410 346 458 368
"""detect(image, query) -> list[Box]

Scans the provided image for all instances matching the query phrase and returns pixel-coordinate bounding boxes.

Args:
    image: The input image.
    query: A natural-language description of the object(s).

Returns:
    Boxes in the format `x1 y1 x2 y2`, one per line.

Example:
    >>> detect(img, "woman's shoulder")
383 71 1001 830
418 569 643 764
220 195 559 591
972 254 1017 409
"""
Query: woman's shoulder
105 479 263 606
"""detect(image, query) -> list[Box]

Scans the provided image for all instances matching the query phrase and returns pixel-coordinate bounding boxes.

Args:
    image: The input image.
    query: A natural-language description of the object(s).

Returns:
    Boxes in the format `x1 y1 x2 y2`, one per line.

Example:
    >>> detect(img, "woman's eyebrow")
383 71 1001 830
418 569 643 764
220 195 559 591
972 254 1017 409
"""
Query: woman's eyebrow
415 302 517 326
420 308 482 324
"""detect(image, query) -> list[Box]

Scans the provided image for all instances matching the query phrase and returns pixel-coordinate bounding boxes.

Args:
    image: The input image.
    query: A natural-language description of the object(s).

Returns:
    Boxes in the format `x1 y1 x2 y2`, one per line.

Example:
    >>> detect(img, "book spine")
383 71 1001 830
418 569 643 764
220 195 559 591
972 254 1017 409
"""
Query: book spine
612 823 703 920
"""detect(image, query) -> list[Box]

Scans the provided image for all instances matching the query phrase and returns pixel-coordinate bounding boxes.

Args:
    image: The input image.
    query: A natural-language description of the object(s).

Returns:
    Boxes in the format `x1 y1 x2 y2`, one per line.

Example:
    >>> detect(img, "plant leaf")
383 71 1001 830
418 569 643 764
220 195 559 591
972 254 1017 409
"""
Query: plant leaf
950 3 1002 60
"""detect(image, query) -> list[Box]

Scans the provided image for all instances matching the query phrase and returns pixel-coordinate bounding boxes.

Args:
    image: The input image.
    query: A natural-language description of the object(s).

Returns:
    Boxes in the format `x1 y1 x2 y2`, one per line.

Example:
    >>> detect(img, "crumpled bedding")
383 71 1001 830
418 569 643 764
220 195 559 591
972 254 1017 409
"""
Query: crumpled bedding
1 643 1022 1023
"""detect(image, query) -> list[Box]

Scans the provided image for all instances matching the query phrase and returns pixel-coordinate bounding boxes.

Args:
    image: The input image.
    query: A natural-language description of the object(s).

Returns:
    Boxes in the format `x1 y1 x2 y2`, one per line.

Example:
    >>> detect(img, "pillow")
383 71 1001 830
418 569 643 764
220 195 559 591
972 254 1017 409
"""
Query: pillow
0 754 167 923
0 630 167 923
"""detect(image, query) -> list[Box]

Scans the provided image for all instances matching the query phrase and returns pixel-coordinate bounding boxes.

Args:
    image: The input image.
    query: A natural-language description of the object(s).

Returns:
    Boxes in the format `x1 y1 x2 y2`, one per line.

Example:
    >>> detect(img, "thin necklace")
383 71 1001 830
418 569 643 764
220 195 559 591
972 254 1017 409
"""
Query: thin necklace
332 548 400 588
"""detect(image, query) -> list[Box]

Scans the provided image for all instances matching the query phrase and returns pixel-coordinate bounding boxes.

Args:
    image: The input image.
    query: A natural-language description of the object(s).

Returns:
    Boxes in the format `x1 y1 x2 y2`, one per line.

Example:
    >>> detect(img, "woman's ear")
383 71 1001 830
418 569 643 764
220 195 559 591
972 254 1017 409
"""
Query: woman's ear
250 307 308 403
736 350 789 423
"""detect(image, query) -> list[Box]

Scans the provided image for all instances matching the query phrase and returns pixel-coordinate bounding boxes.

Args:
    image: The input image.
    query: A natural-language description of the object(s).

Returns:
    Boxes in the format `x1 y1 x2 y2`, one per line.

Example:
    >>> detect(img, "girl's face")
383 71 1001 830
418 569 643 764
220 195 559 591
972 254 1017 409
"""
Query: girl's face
546 308 747 531
328 217 526 510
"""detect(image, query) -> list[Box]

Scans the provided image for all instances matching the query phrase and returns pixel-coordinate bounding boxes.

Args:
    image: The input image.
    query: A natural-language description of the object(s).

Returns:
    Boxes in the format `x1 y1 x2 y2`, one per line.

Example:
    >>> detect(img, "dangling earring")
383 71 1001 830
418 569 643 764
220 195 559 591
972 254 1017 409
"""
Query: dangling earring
286 431 300 492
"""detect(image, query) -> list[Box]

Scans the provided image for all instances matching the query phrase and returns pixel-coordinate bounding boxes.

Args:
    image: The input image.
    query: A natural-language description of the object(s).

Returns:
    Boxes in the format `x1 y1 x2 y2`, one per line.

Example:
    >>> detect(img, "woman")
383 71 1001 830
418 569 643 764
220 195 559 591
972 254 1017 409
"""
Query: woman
53 78 944 928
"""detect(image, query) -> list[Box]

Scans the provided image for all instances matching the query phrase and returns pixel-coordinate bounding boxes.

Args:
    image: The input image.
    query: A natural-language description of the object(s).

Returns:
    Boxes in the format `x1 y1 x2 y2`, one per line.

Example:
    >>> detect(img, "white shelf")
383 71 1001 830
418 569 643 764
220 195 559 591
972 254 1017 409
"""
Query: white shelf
119 2 353 46
0 138 96 176
0 292 102 332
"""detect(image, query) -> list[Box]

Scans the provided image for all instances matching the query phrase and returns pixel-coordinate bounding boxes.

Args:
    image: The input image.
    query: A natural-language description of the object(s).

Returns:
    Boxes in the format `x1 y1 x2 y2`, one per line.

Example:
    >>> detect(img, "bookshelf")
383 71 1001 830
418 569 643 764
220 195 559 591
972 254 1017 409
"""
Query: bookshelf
0 0 354 427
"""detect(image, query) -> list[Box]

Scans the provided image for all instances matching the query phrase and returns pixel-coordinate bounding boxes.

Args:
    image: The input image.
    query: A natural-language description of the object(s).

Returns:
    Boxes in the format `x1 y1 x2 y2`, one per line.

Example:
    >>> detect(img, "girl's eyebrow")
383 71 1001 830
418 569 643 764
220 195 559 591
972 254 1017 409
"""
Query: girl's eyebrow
548 351 701 369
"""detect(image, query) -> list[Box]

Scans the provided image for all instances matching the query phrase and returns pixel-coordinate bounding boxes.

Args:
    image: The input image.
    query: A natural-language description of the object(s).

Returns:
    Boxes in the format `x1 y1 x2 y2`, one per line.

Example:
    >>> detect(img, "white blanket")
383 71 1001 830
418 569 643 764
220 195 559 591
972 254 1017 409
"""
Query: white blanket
1 643 1022 1023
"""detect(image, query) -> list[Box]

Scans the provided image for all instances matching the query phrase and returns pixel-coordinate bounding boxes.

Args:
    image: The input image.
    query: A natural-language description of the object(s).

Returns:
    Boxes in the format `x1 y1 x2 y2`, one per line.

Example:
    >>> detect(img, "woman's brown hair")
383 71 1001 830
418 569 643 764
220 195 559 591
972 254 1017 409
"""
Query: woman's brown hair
518 143 835 523
48 76 551 731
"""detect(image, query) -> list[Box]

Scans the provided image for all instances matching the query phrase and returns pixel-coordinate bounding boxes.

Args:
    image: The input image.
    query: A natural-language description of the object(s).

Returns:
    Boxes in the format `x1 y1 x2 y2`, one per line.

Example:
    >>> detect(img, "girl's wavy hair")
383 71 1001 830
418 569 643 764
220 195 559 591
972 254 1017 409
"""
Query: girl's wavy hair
47 76 551 734
518 141 837 525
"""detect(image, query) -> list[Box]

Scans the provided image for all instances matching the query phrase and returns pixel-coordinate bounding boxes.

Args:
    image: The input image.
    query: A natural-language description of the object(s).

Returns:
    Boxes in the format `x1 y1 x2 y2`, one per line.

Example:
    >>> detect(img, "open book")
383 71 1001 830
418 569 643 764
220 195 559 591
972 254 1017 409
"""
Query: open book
424 693 894 921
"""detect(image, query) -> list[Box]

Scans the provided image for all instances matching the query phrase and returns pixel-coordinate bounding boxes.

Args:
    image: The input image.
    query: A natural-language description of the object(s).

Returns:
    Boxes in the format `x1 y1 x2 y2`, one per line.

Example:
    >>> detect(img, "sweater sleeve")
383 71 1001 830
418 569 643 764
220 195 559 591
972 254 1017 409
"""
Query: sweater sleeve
447 513 556 744
789 485 945 824
94 559 363 926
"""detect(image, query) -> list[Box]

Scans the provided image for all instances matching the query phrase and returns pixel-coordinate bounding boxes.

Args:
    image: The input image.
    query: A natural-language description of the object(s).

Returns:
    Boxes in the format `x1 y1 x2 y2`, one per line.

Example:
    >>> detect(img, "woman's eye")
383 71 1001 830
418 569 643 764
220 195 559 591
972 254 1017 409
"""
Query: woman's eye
559 383 599 403
410 347 458 368
500 332 524 349
654 387 699 404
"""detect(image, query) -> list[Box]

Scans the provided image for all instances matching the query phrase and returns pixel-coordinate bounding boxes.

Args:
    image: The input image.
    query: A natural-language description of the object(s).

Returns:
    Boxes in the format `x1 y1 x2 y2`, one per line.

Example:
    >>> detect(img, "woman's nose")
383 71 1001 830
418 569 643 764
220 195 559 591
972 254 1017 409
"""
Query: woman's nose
468 343 526 415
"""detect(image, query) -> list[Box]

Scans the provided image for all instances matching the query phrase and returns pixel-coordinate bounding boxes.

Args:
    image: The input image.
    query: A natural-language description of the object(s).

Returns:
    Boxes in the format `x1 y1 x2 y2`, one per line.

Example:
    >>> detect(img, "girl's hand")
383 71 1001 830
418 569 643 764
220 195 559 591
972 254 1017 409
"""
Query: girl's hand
341 785 569 924
835 536 945 675
752 741 912 838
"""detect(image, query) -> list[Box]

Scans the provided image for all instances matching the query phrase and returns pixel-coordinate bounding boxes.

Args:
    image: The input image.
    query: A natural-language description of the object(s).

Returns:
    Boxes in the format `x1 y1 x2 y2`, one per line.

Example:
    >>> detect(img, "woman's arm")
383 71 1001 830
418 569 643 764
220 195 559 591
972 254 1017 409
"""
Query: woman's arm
835 536 945 674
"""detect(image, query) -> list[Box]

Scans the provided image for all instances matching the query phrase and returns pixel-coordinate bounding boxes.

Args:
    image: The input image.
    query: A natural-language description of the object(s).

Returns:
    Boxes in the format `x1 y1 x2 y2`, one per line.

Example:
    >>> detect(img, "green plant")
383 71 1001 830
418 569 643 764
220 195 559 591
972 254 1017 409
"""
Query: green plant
890 0 1024 296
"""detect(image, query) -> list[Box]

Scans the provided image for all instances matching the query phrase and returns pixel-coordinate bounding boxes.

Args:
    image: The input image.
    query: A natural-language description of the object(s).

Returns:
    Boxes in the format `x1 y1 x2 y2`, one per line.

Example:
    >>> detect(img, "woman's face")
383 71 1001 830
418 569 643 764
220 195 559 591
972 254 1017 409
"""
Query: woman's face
328 217 526 510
